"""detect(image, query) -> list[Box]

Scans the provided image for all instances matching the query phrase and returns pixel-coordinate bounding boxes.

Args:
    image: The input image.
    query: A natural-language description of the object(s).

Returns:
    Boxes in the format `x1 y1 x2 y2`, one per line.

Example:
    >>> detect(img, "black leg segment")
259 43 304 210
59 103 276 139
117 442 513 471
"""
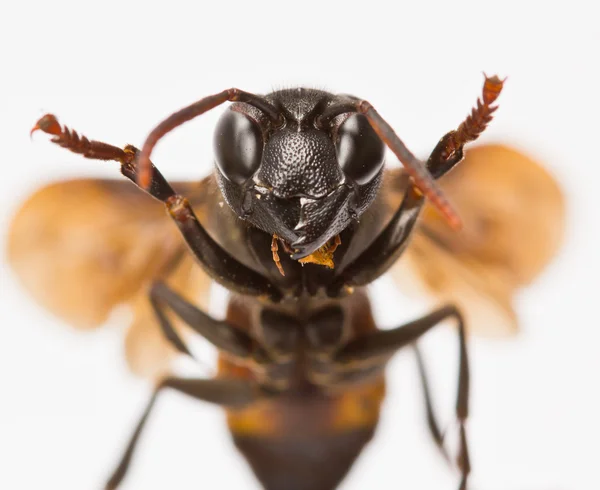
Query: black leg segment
105 376 259 490
149 281 254 361
30 114 281 301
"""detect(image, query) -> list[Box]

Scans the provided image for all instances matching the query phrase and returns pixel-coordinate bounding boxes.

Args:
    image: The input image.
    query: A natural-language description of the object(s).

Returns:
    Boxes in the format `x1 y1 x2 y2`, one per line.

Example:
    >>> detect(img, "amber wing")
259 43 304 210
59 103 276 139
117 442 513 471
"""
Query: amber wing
7 177 212 377
391 144 565 335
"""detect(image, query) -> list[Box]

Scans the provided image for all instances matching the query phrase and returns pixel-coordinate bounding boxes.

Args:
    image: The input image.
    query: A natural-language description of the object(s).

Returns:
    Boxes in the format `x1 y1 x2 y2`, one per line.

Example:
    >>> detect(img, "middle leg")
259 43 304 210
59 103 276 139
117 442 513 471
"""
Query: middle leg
331 305 470 489
30 114 282 301
105 375 260 490
106 280 267 489
328 75 505 294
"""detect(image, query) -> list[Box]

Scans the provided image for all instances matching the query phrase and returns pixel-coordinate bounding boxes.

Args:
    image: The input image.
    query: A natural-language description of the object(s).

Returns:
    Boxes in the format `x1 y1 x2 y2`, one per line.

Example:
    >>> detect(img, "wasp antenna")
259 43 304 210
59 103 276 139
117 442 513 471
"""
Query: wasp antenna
356 101 462 230
137 90 234 188
137 89 283 189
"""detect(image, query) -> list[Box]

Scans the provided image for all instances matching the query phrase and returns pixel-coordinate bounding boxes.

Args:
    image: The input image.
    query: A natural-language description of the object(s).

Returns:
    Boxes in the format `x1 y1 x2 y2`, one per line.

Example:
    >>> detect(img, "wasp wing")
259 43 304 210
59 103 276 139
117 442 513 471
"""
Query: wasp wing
7 177 213 376
389 144 565 336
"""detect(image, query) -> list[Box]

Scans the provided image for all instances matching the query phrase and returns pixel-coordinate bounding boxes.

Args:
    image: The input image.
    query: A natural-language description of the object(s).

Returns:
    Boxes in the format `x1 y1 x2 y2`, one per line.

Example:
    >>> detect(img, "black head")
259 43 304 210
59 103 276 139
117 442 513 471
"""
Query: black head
137 86 460 261
214 88 385 260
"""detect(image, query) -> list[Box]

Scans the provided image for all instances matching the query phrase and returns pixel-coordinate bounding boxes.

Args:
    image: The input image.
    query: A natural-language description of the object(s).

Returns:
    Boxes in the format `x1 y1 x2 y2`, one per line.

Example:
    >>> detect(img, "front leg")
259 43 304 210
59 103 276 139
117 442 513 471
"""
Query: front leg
427 74 505 180
327 183 425 294
328 75 505 295
31 115 282 301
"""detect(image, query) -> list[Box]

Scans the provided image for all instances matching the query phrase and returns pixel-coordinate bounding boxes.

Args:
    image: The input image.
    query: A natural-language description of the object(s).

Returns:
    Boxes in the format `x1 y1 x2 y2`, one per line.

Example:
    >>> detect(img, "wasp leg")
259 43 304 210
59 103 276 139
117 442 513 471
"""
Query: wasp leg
326 139 466 293
426 131 466 179
333 305 470 489
30 114 282 301
121 155 280 300
329 184 424 293
327 346 450 464
328 77 505 294
106 284 257 488
426 74 505 180
428 75 505 180
328 137 473 294
148 288 195 360
105 376 259 490
149 281 253 361
413 344 451 463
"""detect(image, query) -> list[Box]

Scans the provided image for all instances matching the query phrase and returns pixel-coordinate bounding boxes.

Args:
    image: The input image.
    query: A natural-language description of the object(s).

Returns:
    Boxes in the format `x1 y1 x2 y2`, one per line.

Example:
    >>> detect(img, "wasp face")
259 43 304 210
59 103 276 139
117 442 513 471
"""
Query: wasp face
214 88 385 261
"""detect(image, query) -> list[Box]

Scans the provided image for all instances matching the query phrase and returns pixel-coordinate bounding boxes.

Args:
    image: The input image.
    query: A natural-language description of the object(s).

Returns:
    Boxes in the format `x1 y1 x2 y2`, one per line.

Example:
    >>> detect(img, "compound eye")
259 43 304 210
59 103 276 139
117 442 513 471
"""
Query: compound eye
214 110 263 184
336 114 385 185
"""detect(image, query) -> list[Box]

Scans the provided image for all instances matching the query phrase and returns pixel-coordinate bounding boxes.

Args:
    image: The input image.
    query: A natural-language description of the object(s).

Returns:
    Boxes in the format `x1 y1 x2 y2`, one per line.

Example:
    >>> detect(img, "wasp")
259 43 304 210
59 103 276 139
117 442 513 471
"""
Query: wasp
8 75 564 490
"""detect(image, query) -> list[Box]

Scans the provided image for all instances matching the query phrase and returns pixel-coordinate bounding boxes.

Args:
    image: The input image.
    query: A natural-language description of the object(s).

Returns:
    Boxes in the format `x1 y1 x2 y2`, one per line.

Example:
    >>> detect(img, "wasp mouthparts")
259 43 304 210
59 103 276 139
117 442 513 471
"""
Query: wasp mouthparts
297 235 342 269
271 234 286 276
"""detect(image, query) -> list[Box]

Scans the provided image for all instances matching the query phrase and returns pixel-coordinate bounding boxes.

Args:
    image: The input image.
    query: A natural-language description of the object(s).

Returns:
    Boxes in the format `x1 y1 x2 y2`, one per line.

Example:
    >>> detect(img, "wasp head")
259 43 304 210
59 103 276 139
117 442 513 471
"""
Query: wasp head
214 88 385 261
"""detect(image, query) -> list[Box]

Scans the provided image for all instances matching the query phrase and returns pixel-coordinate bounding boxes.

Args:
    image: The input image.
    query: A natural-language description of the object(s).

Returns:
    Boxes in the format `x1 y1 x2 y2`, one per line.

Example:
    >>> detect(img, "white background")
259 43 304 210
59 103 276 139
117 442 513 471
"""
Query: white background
1 1 598 489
